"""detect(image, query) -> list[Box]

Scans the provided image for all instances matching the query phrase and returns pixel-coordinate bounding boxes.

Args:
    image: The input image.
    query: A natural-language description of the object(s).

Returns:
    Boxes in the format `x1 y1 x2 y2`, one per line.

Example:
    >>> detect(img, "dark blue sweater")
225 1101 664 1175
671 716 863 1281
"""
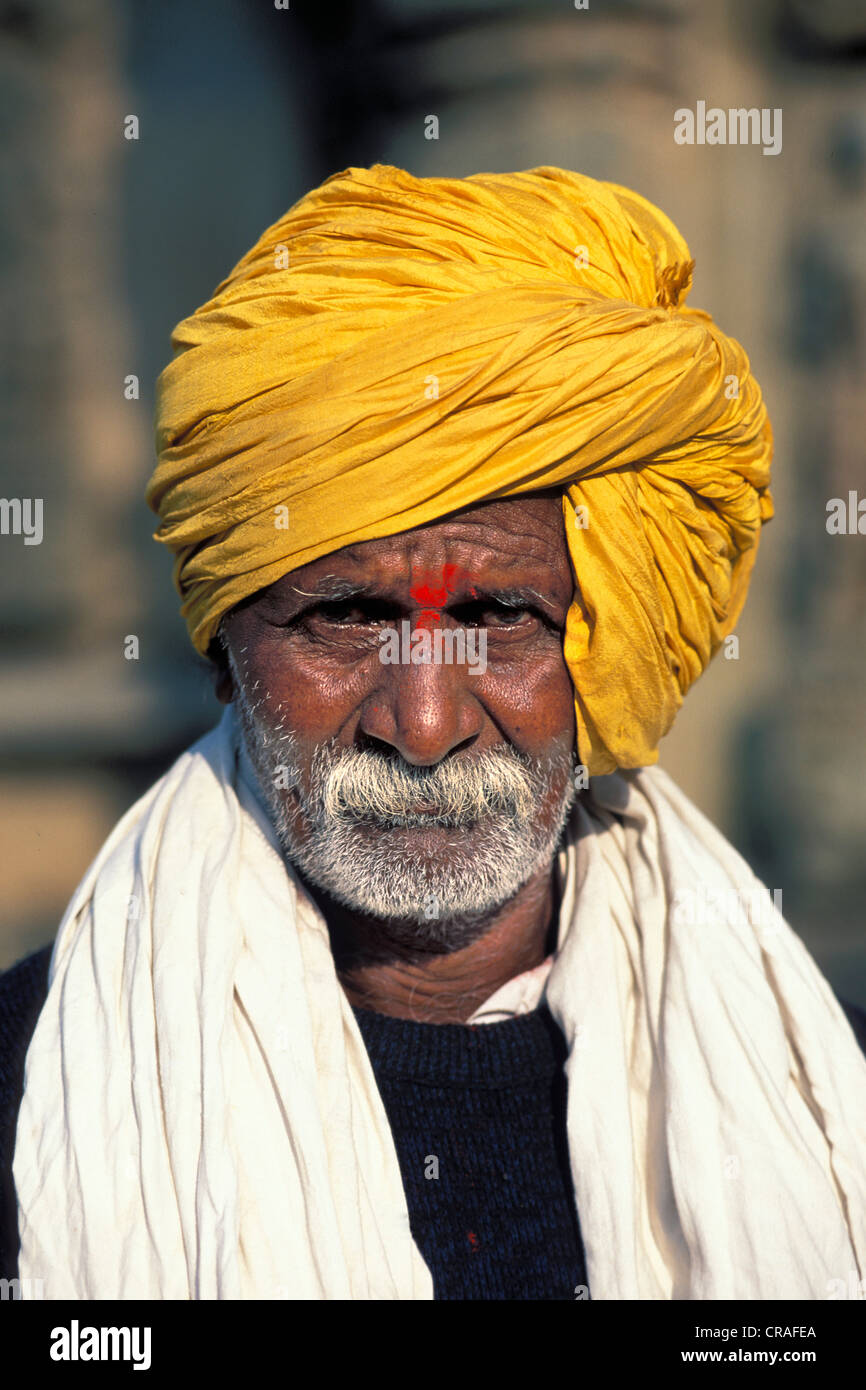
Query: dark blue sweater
352 1000 587 1298
2 943 865 1298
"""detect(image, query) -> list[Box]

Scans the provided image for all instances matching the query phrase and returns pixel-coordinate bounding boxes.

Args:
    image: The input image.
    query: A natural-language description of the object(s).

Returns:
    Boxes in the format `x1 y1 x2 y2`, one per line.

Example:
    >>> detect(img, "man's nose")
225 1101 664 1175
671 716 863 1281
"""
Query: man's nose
359 626 484 766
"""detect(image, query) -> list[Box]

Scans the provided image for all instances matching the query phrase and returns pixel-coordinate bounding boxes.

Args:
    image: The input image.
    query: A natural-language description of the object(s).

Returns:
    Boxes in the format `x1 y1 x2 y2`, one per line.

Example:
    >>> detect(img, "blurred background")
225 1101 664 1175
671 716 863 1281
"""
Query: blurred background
1 0 864 1001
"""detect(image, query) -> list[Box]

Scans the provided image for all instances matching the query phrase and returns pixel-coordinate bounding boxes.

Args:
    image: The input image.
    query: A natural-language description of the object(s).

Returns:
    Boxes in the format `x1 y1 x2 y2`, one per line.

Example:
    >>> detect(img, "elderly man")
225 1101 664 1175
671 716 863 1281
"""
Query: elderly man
2 164 866 1302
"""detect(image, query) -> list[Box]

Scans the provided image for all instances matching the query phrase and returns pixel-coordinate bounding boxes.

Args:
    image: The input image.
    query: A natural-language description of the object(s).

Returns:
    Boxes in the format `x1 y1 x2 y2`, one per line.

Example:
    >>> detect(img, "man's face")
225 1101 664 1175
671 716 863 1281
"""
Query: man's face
221 496 578 952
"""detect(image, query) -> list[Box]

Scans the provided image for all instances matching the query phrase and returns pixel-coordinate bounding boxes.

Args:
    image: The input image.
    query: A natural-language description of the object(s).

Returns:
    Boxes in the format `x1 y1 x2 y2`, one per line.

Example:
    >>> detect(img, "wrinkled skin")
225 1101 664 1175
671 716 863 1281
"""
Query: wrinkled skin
218 495 577 1022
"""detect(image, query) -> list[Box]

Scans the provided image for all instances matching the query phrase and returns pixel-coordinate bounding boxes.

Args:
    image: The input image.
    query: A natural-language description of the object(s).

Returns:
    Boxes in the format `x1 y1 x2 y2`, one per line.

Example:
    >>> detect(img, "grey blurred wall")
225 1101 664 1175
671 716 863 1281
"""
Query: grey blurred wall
1 0 864 1000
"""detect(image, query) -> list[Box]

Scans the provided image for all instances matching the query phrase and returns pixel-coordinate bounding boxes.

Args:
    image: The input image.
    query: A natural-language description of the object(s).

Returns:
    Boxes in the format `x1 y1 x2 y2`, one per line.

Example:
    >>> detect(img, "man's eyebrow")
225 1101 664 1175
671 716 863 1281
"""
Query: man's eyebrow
286 575 367 602
280 576 563 616
465 585 556 612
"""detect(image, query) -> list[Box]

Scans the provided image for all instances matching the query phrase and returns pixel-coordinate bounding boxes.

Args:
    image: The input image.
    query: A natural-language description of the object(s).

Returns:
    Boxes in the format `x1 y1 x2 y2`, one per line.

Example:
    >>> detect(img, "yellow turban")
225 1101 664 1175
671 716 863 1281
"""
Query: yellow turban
149 163 773 775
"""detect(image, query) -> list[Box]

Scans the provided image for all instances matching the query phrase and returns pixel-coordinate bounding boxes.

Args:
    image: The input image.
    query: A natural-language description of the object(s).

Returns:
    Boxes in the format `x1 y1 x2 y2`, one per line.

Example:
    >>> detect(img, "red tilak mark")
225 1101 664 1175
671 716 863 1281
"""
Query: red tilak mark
409 562 471 608
409 563 477 631
467 1230 480 1252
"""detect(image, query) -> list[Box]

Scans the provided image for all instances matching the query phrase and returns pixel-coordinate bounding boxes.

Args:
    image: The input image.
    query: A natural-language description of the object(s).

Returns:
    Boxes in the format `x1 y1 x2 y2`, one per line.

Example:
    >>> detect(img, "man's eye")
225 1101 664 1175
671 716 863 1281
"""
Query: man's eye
313 600 390 625
485 604 531 625
454 602 533 627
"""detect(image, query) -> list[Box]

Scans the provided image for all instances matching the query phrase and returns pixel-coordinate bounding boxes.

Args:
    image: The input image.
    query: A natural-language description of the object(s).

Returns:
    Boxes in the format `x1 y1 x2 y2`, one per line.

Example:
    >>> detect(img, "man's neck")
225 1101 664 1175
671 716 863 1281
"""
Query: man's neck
301 864 561 1025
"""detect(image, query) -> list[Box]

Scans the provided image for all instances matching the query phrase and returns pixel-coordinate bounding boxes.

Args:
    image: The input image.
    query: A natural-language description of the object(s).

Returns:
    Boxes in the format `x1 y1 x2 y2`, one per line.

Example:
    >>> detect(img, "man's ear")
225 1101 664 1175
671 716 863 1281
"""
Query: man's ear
215 668 233 705
208 628 234 705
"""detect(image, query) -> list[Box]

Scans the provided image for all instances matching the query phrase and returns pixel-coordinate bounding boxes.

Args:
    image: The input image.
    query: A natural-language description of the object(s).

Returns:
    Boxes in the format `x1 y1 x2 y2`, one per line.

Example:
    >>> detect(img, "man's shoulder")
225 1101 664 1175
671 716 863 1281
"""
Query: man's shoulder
0 944 53 1043
839 995 866 1056
0 942 53 1281
0 943 53 1114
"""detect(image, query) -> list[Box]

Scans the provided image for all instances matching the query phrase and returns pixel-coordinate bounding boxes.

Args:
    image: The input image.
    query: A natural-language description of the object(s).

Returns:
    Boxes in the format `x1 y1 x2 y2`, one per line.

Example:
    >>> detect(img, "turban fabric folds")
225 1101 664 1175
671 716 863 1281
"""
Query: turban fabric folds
149 164 773 774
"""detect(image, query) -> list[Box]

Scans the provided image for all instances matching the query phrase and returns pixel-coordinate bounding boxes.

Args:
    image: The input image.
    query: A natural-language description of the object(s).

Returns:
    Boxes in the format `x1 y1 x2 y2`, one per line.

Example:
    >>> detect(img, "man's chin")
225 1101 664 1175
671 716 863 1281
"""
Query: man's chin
281 823 523 927
313 879 506 944
318 816 519 873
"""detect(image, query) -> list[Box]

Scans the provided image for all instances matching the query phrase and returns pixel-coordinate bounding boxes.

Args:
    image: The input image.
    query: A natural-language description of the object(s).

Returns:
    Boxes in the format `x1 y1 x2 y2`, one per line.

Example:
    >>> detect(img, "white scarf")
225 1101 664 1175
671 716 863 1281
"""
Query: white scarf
13 707 866 1299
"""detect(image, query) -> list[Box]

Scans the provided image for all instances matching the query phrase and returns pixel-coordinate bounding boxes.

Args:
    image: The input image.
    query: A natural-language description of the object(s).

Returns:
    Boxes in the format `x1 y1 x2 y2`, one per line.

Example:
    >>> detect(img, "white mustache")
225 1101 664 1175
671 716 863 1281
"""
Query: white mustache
315 746 539 829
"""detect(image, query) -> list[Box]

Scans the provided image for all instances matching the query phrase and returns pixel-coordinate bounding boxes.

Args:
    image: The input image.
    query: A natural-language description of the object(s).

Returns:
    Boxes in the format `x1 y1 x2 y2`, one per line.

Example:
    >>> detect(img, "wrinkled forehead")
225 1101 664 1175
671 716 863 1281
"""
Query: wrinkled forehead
246 494 574 612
